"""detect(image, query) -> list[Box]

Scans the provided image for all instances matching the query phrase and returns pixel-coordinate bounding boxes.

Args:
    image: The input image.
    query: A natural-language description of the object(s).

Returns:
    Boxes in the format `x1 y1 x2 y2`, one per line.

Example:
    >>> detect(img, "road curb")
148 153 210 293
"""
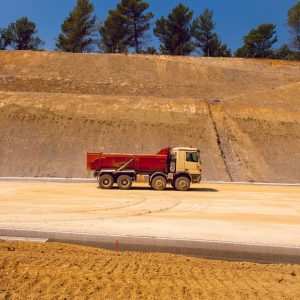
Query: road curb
0 229 299 264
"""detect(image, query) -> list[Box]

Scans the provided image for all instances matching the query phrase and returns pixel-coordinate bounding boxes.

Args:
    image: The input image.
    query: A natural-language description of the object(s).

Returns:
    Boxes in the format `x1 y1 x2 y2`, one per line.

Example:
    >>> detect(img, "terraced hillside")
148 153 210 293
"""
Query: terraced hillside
0 50 299 182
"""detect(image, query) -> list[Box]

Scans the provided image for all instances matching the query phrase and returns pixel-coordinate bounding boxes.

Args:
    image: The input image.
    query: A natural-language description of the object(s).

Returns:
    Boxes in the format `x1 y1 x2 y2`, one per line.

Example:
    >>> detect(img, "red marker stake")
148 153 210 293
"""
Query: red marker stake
116 240 119 256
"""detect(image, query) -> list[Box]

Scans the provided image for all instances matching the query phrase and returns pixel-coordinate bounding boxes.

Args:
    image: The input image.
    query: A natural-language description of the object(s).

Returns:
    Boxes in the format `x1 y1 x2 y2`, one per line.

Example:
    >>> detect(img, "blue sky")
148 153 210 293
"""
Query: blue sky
0 0 298 51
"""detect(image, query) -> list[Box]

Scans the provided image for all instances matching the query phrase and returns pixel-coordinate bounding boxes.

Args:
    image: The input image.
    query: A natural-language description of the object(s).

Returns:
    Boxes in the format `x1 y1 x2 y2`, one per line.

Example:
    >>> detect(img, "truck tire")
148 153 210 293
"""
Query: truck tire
151 176 167 191
117 175 132 190
99 174 114 189
174 177 190 191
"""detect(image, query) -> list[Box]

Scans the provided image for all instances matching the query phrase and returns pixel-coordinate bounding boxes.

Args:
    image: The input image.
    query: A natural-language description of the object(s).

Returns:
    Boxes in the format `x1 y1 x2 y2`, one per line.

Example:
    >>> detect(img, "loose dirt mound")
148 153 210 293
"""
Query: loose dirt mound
0 242 299 299
0 51 299 182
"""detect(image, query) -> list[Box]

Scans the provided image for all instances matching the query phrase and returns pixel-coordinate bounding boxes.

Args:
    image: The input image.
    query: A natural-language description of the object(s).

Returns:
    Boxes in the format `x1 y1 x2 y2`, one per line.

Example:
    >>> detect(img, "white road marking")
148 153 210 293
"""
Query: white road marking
0 236 48 243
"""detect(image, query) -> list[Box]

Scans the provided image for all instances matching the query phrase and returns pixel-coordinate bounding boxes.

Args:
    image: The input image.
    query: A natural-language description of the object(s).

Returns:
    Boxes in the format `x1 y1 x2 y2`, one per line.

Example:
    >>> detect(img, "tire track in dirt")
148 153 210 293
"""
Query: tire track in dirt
1 195 180 223
133 199 180 217
9 197 149 215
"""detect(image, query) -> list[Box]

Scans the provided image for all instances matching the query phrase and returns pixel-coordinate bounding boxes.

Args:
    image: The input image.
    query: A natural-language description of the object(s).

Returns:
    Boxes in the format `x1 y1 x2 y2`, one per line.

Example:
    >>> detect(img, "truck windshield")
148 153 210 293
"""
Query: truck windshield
186 152 199 163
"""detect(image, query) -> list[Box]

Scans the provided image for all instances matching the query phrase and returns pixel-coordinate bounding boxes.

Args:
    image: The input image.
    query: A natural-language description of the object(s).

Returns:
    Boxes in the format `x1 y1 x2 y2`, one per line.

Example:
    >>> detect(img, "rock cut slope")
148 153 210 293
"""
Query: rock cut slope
0 50 299 182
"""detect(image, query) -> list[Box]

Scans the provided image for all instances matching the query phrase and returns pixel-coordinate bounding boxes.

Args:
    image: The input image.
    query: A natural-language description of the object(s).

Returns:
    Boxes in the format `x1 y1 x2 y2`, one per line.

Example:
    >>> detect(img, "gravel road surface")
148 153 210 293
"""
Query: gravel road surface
0 181 299 248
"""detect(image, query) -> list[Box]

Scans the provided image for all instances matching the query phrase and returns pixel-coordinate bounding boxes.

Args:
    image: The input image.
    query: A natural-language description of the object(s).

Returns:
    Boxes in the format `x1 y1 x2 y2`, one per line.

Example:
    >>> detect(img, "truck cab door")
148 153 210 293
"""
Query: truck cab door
184 151 200 174
175 150 185 172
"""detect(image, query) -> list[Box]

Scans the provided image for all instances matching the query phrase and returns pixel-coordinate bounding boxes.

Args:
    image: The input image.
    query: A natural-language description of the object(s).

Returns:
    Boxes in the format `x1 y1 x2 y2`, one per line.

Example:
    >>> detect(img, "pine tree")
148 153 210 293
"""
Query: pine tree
0 28 8 50
100 0 153 54
193 9 231 57
193 9 215 56
236 24 278 58
287 1 300 51
116 0 153 53
56 0 96 53
271 44 295 60
142 46 158 54
5 17 43 50
211 36 232 57
153 4 194 55
99 9 129 53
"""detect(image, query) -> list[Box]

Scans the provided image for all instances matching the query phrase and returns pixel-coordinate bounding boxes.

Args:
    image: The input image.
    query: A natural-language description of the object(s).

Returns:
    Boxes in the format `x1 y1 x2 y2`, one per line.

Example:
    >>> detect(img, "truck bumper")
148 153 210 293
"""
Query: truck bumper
192 174 202 184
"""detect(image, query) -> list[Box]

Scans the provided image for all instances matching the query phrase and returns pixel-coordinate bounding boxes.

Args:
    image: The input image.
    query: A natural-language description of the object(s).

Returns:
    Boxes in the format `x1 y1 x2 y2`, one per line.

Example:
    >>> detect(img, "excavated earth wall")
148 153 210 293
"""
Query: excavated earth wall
0 51 299 182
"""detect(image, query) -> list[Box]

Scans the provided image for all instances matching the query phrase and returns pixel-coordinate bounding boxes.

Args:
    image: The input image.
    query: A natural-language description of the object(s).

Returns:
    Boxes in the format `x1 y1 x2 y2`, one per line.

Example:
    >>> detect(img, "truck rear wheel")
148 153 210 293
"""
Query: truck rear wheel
151 176 167 191
117 175 132 190
175 177 190 191
99 174 114 189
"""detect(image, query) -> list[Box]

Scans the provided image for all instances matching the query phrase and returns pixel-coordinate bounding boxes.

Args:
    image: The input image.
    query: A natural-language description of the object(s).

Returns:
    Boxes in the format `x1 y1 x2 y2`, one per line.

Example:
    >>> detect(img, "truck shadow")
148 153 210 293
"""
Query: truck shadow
103 186 219 192
189 188 219 192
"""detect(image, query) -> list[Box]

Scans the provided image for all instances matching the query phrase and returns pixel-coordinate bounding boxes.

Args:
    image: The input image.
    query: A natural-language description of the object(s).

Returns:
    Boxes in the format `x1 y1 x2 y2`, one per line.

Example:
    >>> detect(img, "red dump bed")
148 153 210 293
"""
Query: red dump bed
87 148 170 173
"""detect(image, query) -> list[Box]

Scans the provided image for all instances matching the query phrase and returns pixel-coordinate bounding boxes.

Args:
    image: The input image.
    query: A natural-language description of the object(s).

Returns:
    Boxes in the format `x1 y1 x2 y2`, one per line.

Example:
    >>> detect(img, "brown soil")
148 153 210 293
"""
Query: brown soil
0 50 299 182
0 242 299 299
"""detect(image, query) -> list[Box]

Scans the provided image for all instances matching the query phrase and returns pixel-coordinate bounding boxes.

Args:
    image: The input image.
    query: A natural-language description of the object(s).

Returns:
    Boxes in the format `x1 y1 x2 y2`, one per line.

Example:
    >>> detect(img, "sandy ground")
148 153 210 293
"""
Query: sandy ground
0 181 299 247
0 241 299 300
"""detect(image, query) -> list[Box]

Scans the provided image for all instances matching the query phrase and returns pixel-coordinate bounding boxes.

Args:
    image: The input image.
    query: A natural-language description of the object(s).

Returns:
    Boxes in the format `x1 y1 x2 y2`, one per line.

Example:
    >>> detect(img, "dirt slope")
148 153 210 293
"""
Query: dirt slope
0 50 299 182
1 242 299 299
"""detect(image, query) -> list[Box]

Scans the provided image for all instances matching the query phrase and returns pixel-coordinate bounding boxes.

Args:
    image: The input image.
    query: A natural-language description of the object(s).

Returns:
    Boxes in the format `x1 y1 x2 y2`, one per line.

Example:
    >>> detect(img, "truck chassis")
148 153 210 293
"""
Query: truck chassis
95 162 199 192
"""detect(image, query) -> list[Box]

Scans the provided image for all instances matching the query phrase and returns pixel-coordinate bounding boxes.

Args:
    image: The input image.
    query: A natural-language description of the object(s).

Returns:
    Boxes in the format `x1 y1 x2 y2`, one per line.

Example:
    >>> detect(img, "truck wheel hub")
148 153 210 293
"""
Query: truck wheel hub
122 179 128 185
179 181 187 188
103 179 110 185
156 180 163 187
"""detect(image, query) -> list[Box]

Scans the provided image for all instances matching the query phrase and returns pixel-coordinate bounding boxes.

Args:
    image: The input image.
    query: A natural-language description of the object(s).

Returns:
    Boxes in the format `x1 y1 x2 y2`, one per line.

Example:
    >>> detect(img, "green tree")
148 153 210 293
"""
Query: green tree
56 0 96 52
0 28 8 50
235 46 247 58
287 1 300 51
295 52 300 60
5 17 43 50
210 36 232 57
116 0 153 53
236 24 278 58
193 9 231 57
271 44 295 60
142 46 158 54
193 9 215 56
99 9 129 53
153 4 194 55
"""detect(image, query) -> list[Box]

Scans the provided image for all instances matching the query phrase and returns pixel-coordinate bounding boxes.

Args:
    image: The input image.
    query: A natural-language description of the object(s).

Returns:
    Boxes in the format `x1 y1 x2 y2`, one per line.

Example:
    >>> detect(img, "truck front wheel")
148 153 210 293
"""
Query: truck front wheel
174 177 190 191
117 175 132 190
99 174 114 189
151 176 167 191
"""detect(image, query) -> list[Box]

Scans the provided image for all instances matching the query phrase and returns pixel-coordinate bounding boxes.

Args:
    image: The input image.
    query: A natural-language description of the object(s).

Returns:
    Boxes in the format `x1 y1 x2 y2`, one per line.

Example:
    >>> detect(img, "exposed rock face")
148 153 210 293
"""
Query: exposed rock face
0 51 299 182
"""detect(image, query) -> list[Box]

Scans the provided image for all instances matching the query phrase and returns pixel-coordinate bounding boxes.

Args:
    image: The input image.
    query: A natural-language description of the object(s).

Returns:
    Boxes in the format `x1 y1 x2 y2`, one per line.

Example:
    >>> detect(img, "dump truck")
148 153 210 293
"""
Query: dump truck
87 147 202 191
